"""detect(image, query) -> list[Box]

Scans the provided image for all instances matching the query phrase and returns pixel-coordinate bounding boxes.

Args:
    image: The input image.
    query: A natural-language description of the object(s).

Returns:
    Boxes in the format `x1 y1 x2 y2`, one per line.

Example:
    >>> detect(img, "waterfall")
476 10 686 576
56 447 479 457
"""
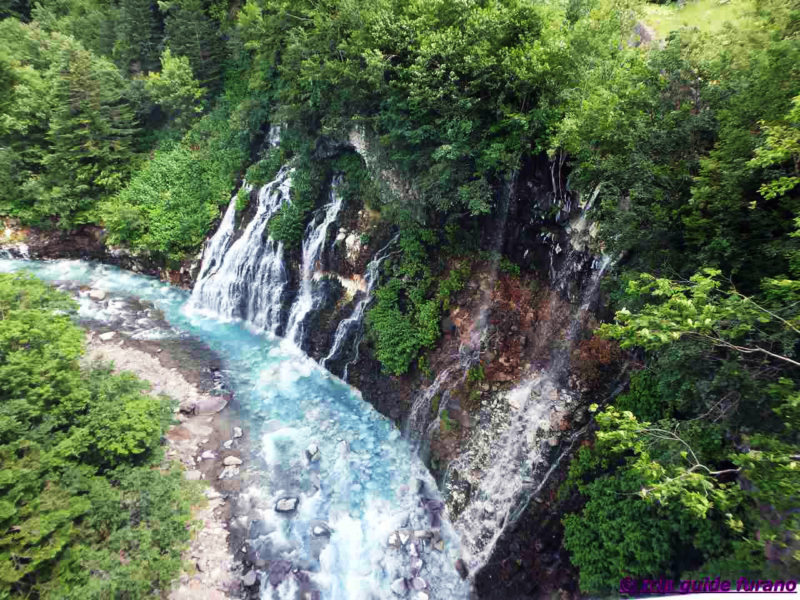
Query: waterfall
405 366 459 443
450 252 612 574
188 166 292 334
284 177 344 346
196 186 247 282
466 173 516 363
321 234 398 380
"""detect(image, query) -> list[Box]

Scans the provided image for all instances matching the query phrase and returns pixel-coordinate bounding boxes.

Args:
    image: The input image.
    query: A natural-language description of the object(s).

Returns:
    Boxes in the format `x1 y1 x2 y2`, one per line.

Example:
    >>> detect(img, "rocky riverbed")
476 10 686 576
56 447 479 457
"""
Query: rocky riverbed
76 287 251 599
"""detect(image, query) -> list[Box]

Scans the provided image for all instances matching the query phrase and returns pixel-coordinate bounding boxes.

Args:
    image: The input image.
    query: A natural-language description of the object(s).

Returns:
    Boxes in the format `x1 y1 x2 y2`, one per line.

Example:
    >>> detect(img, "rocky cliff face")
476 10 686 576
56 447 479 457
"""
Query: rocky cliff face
0 218 201 287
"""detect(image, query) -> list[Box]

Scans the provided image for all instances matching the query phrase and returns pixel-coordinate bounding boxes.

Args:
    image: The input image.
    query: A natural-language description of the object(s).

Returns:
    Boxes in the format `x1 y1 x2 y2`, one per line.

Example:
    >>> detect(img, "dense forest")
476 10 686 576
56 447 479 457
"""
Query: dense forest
0 0 798 596
0 274 197 598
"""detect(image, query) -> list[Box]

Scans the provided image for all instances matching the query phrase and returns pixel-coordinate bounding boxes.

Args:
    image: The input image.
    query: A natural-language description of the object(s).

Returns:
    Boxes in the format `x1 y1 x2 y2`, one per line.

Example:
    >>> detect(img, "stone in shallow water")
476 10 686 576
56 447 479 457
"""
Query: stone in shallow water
390 578 408 596
275 497 299 513
388 532 401 548
410 557 424 576
241 570 257 587
268 560 292 587
232 426 243 439
89 289 106 300
223 455 242 466
305 443 321 462
311 523 331 537
455 558 469 580
411 577 428 591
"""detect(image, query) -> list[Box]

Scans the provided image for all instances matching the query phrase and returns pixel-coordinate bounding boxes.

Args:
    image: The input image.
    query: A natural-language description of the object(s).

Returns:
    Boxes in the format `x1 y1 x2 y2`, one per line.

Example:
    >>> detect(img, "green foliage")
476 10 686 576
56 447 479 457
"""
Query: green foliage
467 363 485 383
366 278 422 376
366 224 474 374
0 273 197 598
162 0 225 92
103 92 251 259
0 20 139 227
268 159 326 248
440 409 458 433
144 48 205 132
236 186 250 212
499 257 521 277
245 148 283 187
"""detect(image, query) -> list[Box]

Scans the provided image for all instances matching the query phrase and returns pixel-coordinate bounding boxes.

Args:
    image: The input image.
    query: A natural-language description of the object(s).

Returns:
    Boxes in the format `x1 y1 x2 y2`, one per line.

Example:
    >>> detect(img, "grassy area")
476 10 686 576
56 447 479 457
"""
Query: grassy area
643 0 753 39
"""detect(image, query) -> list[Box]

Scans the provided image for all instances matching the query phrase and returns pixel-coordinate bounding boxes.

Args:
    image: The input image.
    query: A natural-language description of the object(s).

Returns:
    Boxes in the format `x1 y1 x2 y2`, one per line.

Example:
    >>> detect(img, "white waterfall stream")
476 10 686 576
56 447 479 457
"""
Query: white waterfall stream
321 234 398 380
188 166 293 334
285 177 344 346
451 253 612 574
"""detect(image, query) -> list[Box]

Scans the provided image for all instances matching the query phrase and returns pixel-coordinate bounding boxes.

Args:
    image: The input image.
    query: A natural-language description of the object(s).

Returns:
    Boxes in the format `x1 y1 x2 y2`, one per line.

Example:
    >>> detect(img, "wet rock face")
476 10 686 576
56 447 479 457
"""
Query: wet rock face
0 220 198 287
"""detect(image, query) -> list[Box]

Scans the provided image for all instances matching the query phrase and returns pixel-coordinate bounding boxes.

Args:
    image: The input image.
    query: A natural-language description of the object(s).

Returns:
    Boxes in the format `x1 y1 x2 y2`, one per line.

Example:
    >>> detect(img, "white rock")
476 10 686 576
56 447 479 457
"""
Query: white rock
89 289 107 301
217 466 239 480
417 593 430 600
414 530 432 540
390 578 408 596
388 532 401 548
183 470 202 481
223 456 243 466
275 497 299 513
232 426 243 439
411 577 427 591
241 570 257 587
305 443 321 462
98 331 116 342
223 440 234 449
398 530 411 545
201 450 216 460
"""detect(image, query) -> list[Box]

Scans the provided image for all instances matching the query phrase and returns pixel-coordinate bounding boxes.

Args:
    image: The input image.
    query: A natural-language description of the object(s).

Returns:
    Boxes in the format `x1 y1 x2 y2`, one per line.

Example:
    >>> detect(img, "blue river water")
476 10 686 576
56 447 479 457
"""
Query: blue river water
0 258 469 600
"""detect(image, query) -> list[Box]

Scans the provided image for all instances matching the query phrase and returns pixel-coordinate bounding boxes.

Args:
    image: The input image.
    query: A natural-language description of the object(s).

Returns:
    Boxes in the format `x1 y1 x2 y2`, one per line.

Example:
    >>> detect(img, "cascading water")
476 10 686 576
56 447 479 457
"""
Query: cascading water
321 235 399 380
196 186 249 282
188 167 292 334
466 173 516 361
448 251 612 574
0 258 471 600
285 177 344 347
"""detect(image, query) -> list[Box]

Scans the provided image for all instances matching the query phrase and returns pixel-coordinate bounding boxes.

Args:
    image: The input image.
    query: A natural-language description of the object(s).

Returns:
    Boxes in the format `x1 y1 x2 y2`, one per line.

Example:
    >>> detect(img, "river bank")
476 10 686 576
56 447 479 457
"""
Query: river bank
78 290 249 599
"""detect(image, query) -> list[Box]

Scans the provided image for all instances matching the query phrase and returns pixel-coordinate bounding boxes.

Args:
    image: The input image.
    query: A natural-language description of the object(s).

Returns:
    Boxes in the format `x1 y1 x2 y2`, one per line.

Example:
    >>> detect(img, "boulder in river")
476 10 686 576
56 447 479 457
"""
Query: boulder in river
390 577 408 596
232 426 243 439
89 289 106 300
455 558 469 580
305 443 321 462
268 560 292 586
223 455 243 466
241 570 257 587
411 576 428 591
275 497 299 513
410 557 424 576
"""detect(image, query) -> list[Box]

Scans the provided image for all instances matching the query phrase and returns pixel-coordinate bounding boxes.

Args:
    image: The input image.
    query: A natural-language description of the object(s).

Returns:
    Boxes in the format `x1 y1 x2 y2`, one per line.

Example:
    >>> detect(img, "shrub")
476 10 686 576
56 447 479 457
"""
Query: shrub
0 273 198 598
